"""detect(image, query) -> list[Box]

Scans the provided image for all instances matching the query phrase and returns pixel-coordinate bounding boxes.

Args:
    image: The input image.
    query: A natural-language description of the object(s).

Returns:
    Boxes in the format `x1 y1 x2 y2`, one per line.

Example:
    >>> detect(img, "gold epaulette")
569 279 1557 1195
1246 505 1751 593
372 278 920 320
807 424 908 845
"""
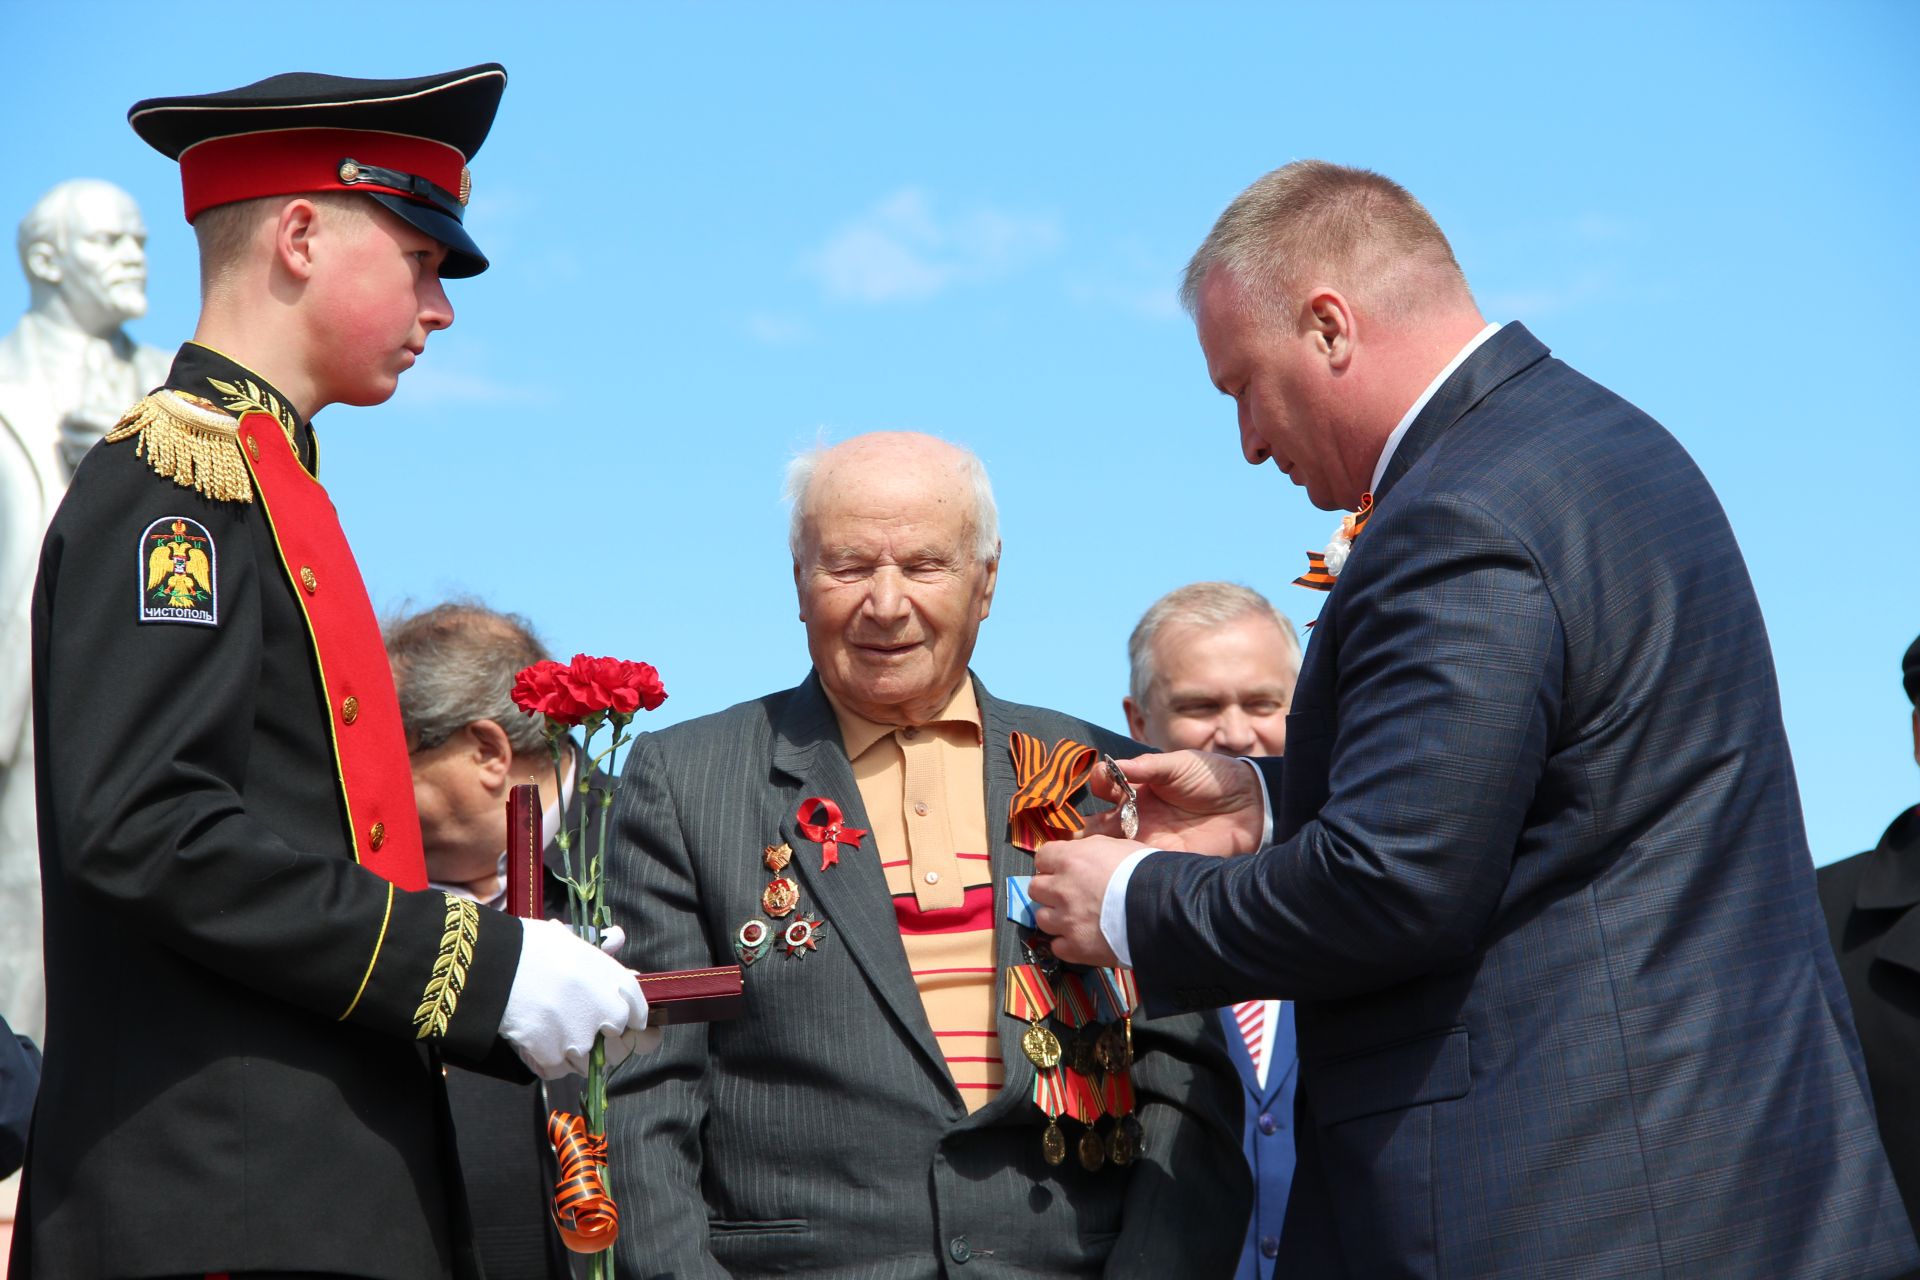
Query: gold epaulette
103 390 254 504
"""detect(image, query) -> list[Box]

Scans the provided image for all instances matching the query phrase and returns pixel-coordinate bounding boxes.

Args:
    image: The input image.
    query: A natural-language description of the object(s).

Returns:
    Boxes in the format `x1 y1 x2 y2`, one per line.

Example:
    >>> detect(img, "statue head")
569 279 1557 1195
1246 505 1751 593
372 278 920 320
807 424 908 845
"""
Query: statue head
17 179 151 337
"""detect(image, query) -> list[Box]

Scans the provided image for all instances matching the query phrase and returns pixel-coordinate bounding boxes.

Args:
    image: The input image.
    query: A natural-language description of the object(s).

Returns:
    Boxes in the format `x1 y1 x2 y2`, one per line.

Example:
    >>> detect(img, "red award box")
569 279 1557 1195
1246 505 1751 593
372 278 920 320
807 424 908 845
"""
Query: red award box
505 783 744 1024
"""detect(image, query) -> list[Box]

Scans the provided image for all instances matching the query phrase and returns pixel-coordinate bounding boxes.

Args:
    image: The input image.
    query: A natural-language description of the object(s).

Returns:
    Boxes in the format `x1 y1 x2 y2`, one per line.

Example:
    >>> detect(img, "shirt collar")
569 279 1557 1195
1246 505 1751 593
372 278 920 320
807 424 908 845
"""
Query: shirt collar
1368 322 1502 497
823 675 985 761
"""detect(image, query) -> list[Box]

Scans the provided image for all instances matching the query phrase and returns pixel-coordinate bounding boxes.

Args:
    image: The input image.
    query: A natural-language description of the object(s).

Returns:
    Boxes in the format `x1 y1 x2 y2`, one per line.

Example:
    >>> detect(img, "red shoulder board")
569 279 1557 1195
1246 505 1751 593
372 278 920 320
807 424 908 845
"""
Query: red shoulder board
236 412 427 890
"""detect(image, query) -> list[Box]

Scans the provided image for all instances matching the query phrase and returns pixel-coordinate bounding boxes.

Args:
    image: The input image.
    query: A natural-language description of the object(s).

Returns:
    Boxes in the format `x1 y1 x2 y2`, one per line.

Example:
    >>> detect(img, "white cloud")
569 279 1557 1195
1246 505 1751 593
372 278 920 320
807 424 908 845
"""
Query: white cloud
803 187 1061 303
744 311 813 345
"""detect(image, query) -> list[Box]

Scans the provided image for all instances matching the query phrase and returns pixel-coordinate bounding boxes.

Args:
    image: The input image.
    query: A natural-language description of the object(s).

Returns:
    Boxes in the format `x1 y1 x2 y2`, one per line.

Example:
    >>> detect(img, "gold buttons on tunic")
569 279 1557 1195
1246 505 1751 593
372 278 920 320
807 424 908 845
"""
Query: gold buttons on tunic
369 821 386 852
300 566 318 593
341 696 359 725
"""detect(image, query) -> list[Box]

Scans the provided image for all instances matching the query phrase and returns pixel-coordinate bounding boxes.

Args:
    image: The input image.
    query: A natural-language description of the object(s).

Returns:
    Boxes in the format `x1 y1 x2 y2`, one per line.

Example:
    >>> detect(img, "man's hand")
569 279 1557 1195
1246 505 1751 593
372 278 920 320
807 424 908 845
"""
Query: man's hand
499 917 661 1080
1030 835 1143 967
1082 750 1265 856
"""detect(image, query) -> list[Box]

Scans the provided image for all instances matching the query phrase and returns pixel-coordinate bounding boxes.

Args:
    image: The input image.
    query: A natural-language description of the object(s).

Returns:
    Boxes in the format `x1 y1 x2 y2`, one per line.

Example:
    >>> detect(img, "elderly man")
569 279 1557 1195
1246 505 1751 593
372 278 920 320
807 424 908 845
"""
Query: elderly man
0 179 172 1046
1122 581 1299 1280
388 600 602 1279
1031 161 1917 1276
606 431 1246 1278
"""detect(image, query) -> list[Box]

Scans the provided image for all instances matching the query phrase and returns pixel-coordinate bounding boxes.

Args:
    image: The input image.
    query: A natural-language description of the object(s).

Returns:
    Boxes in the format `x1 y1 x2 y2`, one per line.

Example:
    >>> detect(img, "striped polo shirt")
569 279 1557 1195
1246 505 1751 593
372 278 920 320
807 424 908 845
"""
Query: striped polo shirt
827 681 1002 1110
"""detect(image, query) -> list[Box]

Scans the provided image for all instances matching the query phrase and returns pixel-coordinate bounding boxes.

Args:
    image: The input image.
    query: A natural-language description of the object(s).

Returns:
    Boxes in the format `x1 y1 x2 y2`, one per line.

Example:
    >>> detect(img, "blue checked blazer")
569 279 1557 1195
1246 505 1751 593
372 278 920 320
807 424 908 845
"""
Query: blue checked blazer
1127 324 1919 1278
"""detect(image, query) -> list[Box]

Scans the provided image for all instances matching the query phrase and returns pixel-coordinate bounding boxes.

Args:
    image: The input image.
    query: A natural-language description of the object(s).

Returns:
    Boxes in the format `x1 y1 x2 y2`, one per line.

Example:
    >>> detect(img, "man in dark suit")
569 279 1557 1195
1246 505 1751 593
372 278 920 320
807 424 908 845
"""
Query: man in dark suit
1122 581 1300 1278
1031 161 1918 1277
1819 633 1920 1239
390 600 620 1280
606 432 1247 1277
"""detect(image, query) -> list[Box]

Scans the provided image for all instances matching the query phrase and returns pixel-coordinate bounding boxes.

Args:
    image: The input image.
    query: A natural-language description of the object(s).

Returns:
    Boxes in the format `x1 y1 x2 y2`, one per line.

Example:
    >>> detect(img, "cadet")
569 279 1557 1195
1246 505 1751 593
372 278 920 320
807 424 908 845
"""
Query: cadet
11 66 653 1280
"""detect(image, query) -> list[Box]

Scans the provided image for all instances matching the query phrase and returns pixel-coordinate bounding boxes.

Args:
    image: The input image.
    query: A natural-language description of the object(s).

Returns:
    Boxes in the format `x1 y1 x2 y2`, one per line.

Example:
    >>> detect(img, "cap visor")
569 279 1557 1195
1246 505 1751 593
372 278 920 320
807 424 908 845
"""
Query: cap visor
367 191 487 278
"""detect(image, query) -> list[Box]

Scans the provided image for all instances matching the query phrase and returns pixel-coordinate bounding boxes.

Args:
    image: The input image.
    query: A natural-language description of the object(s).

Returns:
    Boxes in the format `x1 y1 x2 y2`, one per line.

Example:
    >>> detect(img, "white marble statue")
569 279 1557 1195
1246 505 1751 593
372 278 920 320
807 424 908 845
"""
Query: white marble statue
0 179 172 1041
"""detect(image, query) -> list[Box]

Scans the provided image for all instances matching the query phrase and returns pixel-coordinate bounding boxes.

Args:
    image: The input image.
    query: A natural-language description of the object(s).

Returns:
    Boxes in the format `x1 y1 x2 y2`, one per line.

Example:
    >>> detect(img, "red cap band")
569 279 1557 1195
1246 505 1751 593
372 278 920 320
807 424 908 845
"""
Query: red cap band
177 127 466 223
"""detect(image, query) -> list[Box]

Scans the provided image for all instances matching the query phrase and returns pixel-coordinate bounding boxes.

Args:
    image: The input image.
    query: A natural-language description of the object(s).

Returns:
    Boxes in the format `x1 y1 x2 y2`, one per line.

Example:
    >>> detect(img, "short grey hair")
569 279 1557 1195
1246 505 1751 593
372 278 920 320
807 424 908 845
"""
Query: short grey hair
385 600 553 754
1127 582 1301 702
783 436 1001 564
1179 160 1472 325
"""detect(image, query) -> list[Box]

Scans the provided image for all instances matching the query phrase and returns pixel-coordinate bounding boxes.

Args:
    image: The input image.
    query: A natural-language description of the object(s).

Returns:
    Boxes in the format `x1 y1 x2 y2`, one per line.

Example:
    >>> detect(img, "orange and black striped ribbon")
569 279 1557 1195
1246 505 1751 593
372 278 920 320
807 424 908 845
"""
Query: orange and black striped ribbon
1292 491 1375 592
1008 730 1098 851
547 1110 619 1254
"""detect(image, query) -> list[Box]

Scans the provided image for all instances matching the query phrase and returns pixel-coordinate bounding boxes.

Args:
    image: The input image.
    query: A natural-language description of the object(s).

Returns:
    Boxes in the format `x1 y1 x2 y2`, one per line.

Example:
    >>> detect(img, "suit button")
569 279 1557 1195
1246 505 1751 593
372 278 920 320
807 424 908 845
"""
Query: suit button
299 566 318 594
1257 1112 1278 1136
1260 1235 1279 1259
949 1236 971 1263
341 695 359 725
369 821 386 852
914 801 929 816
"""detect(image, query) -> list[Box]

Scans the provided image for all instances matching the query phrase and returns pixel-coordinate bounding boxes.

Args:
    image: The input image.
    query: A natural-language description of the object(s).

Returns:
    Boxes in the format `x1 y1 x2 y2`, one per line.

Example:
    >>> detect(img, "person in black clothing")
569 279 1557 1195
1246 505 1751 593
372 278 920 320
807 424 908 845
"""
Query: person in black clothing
1819 633 1920 1240
13 68 651 1280
0 1014 37 1178
389 600 632 1279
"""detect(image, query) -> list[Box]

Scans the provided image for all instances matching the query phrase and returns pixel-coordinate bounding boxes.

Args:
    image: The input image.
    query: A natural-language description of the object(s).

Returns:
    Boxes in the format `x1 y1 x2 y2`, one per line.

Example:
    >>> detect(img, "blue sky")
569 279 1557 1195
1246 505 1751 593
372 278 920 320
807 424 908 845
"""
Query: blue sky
3 1 1915 865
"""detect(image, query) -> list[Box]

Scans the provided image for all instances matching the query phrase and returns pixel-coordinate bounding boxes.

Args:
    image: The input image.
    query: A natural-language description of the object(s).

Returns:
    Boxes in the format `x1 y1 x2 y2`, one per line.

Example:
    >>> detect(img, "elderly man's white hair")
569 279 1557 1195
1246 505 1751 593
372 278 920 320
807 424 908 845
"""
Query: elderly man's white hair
783 434 1001 564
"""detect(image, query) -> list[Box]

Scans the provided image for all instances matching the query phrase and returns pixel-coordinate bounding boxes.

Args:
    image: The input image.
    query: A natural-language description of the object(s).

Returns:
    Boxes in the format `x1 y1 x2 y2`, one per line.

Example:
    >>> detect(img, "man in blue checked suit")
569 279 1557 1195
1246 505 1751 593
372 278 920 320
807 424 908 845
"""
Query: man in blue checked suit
1031 160 1919 1277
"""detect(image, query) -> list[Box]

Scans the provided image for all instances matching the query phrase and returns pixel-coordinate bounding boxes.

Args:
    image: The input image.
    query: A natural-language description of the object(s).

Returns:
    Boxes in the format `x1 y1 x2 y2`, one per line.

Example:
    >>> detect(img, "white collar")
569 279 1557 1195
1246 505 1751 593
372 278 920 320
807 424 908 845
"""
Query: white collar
1368 322 1502 497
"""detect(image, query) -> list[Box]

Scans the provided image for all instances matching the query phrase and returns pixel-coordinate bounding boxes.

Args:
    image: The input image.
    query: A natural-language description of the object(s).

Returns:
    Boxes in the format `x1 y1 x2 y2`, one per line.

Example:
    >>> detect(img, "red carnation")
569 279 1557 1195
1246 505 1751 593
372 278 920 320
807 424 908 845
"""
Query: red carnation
513 655 668 728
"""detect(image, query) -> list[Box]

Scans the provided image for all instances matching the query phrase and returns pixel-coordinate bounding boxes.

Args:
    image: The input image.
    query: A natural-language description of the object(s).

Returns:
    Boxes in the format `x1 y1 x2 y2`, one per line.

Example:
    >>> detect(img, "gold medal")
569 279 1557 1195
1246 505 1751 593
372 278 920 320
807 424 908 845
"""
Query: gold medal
1041 1120 1067 1166
1077 1128 1106 1172
1097 1024 1131 1073
761 876 800 918
1022 1022 1063 1070
1107 1120 1137 1166
763 842 793 873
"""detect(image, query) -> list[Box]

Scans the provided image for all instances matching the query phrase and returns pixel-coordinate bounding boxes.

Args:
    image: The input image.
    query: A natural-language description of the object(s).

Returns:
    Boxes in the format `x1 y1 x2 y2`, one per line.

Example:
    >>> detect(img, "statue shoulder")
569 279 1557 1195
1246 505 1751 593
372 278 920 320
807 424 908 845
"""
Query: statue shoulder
103 390 254 504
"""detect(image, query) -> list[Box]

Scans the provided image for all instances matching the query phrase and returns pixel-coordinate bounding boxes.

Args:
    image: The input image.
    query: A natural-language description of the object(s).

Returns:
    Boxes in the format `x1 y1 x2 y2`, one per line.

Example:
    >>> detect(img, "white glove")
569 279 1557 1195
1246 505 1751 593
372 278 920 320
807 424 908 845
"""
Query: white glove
500 917 658 1080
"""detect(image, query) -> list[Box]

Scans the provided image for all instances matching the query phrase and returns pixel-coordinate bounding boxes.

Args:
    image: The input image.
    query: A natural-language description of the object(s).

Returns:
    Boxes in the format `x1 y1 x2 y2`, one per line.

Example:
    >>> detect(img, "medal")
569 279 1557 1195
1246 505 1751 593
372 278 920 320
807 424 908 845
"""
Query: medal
1006 963 1061 1067
763 842 793 872
781 915 826 957
761 876 800 918
1096 1023 1131 1073
1042 1120 1068 1166
1067 1030 1100 1077
1021 934 1060 975
1032 1066 1069 1165
1100 754 1139 841
1077 1128 1106 1172
1022 1023 1063 1070
1107 1120 1137 1166
734 918 773 967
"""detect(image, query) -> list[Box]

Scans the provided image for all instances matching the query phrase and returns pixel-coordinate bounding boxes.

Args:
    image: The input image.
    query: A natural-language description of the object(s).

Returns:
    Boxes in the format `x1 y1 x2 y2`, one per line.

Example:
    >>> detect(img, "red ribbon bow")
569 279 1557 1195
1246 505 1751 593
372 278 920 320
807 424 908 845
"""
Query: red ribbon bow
547 1110 619 1254
797 796 868 871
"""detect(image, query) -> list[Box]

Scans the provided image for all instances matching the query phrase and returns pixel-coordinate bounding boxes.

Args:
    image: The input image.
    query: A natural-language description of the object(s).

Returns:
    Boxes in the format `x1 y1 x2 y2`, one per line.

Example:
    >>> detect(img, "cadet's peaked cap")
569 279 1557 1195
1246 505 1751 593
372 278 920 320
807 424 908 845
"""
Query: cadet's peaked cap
128 64 506 278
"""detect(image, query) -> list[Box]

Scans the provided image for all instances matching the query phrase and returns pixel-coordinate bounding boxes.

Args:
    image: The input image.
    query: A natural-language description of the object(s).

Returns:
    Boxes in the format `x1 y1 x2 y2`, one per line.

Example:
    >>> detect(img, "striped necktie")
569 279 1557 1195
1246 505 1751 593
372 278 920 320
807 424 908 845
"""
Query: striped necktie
1232 1000 1266 1081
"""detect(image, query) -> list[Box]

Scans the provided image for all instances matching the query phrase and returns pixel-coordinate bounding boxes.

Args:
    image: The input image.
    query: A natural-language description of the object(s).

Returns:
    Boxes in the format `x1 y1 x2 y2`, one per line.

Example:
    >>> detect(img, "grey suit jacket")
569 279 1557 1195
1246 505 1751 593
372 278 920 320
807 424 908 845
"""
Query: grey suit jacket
606 672 1248 1279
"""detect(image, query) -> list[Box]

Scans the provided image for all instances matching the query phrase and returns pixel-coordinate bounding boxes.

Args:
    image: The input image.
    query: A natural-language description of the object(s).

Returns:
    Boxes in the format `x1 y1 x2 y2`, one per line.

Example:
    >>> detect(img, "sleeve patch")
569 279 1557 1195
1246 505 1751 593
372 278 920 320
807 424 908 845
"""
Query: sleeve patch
139 516 219 626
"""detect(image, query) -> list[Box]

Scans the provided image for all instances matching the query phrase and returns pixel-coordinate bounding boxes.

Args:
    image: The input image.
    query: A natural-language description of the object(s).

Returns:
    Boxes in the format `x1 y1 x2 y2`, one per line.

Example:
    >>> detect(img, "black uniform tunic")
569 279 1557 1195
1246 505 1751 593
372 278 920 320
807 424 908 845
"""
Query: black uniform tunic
13 342 523 1279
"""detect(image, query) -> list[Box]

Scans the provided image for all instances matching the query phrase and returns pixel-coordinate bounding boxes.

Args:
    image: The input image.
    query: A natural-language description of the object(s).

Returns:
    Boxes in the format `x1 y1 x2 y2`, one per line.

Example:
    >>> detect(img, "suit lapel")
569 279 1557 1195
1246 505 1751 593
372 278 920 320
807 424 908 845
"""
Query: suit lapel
971 681 1037 1125
770 676 953 1089
1372 322 1553 507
